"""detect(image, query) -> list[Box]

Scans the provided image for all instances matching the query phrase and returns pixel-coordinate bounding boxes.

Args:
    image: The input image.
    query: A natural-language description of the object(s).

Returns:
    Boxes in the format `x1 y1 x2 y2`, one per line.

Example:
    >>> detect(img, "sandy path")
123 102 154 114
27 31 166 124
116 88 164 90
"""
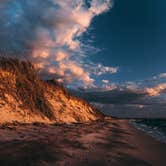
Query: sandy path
0 118 165 166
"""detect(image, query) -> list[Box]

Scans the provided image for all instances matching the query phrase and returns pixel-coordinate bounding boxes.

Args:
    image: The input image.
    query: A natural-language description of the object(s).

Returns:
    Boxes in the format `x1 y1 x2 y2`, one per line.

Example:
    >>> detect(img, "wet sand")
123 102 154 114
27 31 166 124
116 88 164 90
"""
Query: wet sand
0 118 166 166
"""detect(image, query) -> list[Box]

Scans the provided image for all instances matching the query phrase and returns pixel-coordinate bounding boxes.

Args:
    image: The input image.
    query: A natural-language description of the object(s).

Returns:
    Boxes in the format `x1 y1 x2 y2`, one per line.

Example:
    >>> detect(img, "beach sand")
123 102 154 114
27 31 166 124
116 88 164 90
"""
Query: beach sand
0 118 165 166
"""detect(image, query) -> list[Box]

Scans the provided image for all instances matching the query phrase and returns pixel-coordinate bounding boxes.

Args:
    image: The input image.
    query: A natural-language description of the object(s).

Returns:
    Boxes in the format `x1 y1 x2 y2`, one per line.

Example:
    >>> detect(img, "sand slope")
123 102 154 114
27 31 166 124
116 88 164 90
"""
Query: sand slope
0 58 102 124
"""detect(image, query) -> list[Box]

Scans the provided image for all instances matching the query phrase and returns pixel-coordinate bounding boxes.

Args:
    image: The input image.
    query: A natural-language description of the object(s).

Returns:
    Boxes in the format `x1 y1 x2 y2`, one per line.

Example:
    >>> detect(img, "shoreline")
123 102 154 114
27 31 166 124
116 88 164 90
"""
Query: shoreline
0 118 166 165
131 120 166 144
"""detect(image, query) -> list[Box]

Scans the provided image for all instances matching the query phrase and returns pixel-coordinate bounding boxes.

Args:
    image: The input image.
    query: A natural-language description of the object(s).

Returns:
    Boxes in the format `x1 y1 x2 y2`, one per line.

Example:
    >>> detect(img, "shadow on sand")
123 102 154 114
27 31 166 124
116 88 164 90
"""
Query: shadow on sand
0 120 152 166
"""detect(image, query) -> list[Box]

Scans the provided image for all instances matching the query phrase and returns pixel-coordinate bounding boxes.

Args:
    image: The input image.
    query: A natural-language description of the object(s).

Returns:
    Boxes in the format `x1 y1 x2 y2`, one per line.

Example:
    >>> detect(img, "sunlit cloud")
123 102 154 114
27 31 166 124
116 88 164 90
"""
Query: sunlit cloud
146 83 166 96
0 0 116 87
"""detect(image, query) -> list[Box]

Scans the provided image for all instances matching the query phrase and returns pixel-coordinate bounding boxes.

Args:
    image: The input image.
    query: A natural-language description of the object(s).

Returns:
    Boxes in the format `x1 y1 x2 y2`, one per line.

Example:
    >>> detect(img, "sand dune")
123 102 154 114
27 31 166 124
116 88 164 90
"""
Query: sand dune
0 58 102 124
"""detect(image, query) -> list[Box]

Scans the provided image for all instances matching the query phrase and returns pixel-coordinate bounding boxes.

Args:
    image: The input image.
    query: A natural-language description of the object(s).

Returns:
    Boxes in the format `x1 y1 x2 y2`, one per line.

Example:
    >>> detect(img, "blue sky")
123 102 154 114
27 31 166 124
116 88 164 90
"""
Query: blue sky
88 0 166 85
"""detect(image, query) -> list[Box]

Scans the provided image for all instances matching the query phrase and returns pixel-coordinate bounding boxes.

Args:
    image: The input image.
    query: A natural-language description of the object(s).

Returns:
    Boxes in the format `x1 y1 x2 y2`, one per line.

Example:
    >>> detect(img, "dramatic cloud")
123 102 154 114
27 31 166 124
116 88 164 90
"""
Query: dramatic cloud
69 72 166 117
70 83 166 118
70 86 146 104
0 0 116 87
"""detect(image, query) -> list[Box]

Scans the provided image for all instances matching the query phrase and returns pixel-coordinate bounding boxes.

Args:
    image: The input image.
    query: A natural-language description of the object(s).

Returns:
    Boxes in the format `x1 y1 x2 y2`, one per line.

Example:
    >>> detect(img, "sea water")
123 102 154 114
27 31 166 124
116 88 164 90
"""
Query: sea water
132 120 166 144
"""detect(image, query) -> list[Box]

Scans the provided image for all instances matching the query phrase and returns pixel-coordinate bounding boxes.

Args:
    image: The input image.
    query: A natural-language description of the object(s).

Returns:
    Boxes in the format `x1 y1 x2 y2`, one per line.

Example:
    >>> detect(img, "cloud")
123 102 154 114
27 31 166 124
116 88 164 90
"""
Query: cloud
102 79 109 84
0 0 115 87
153 73 166 79
70 86 146 104
145 83 166 96
69 74 166 117
69 72 166 117
70 79 166 105
124 82 139 90
94 64 118 76
54 50 68 62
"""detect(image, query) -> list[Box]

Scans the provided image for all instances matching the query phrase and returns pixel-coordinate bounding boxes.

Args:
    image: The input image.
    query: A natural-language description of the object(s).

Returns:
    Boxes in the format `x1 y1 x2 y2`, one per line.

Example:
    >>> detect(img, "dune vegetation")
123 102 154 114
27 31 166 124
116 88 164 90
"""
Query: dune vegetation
0 57 103 124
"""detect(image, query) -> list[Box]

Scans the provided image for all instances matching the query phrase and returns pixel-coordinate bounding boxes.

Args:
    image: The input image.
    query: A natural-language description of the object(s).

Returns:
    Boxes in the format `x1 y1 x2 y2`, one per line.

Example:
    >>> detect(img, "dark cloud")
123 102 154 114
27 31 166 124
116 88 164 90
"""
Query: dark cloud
70 88 146 104
70 85 166 118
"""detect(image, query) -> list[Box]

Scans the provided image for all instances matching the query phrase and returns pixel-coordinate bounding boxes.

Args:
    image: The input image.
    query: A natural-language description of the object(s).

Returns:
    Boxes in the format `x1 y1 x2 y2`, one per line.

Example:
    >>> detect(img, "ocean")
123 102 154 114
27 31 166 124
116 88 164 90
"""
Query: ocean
132 119 166 144
92 103 166 144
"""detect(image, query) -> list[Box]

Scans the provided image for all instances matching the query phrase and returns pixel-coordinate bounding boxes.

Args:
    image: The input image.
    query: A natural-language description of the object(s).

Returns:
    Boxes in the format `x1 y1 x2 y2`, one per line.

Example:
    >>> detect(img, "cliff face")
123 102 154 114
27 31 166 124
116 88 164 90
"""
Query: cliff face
0 58 102 124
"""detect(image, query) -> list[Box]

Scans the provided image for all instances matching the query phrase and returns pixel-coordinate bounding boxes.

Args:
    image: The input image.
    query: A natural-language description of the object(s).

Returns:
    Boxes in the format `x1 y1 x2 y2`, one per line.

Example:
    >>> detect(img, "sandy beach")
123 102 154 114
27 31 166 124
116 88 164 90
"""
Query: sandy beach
0 118 166 166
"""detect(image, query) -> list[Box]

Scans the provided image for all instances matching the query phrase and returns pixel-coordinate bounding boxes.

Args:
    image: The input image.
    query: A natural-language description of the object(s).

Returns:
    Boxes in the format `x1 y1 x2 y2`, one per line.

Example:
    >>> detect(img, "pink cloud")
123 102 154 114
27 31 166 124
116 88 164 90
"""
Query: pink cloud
1 0 116 87
146 83 166 96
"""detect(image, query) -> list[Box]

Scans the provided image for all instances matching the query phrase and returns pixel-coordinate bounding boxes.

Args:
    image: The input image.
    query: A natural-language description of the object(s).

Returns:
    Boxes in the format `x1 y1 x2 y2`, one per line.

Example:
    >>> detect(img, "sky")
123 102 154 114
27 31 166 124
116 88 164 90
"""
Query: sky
89 0 166 85
0 0 166 95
